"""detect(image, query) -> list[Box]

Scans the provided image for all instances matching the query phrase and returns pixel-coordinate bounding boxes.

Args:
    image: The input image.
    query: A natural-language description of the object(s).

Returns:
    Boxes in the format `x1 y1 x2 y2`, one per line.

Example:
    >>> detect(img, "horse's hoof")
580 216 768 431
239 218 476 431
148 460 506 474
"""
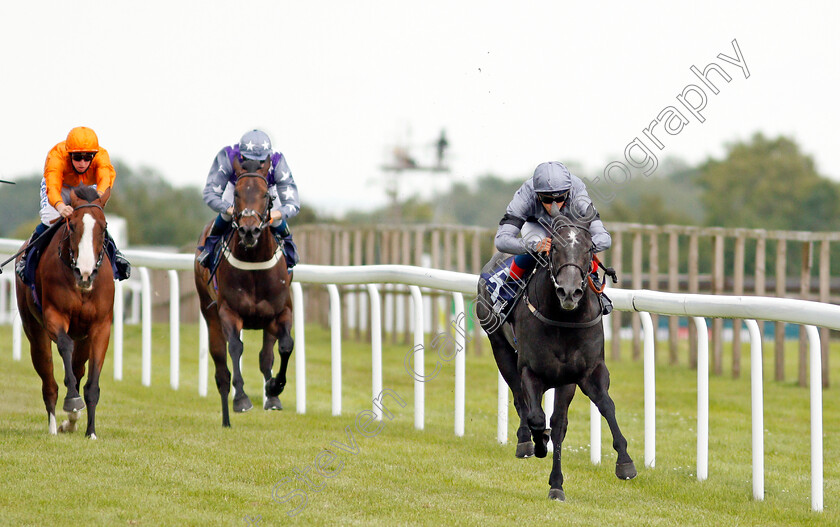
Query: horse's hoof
68 410 81 423
515 441 535 458
533 429 551 459
58 420 76 433
265 379 286 397
63 397 85 413
616 461 637 480
264 396 283 411
548 488 566 501
87 433 97 440
233 395 253 413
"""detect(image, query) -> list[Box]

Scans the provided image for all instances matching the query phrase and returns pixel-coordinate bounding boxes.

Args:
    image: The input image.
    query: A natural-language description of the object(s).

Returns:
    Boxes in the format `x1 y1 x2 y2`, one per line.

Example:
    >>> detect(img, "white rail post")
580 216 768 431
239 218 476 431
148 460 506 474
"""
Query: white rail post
745 319 763 501
693 316 709 481
198 313 208 397
168 270 179 390
497 371 508 444
12 311 21 361
139 267 152 387
291 282 306 414
11 288 21 361
327 284 342 416
453 292 465 437
367 284 382 421
409 286 424 430
590 401 601 465
113 279 124 379
640 311 655 468
805 325 823 512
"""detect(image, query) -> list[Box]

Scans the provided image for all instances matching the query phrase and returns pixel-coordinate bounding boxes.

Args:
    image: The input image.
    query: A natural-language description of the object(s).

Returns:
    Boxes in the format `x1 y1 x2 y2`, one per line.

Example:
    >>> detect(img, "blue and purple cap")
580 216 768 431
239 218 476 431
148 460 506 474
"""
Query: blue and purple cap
239 129 272 161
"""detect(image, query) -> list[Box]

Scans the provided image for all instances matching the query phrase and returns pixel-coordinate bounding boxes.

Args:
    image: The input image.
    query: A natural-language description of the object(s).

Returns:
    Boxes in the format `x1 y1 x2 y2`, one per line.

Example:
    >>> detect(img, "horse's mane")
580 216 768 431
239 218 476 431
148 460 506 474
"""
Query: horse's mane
75 185 100 203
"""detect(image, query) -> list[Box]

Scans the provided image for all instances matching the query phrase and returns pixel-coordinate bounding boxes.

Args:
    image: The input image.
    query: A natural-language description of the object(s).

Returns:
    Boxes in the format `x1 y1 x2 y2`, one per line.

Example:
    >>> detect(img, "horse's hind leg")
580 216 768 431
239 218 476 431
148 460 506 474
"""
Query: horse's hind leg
488 327 532 457
25 324 58 434
520 366 550 458
265 307 293 401
55 330 85 413
547 384 576 501
579 362 636 480
259 330 282 410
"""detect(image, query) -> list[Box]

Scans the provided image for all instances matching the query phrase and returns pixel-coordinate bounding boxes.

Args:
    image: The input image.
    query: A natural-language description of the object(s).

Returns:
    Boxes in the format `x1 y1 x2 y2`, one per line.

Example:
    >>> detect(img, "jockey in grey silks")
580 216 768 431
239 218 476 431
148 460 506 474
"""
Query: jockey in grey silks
484 161 613 316
197 129 300 270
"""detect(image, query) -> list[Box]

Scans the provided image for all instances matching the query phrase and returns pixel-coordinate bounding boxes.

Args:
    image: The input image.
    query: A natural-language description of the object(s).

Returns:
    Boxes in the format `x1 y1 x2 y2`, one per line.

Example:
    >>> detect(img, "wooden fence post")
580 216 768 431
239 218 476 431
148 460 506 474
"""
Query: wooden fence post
775 238 787 382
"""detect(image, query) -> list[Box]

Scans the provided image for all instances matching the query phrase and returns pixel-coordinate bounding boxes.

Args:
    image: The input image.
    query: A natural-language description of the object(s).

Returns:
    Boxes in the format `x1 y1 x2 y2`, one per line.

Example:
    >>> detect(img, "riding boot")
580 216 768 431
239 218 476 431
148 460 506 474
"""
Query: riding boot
16 223 50 284
197 214 231 269
270 220 299 269
104 231 131 281
590 272 613 315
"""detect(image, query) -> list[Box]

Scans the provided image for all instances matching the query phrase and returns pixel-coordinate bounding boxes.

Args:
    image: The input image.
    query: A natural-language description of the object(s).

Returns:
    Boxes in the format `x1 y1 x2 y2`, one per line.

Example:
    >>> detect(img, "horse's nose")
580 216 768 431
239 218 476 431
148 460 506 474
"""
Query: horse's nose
556 286 567 298
571 287 584 301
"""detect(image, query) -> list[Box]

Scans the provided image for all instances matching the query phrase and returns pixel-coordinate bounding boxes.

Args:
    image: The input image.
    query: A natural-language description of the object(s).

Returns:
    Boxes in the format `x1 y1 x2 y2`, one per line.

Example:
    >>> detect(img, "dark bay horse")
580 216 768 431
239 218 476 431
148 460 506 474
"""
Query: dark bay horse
15 186 115 438
477 219 635 500
194 158 294 428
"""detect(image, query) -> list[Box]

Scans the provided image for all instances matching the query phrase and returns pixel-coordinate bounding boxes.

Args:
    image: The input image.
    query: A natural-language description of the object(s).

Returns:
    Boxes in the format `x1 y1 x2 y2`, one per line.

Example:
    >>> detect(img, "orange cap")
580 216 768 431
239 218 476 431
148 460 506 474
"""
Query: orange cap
65 126 100 153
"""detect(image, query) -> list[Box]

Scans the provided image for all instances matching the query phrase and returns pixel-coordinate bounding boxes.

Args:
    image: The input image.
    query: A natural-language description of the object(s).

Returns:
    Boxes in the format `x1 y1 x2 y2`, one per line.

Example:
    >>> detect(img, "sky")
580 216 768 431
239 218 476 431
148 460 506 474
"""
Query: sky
1 1 838 216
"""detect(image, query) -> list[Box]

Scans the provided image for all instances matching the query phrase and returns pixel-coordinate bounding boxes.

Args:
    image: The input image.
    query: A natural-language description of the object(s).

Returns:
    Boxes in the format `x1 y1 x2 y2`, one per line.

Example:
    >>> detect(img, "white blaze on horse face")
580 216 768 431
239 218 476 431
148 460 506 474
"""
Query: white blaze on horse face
76 214 98 278
567 230 578 247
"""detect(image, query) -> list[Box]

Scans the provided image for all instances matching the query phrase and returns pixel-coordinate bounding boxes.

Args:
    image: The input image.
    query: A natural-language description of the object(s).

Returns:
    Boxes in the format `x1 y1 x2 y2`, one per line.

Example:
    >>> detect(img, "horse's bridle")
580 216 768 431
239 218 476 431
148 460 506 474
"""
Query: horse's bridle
59 203 107 274
547 223 595 294
231 173 273 232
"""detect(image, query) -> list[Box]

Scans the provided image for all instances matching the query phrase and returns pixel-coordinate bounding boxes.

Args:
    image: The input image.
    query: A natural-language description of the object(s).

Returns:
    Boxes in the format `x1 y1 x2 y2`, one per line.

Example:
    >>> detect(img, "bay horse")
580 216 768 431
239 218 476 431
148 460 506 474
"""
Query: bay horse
15 186 115 438
477 218 635 501
194 157 294 428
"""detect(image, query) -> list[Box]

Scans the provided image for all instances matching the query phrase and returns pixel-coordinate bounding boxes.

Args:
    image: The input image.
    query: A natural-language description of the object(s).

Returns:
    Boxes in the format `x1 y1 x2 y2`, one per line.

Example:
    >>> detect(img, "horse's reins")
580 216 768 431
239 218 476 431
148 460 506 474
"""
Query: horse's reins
59 203 107 273
525 224 603 328
215 172 284 274
230 173 273 232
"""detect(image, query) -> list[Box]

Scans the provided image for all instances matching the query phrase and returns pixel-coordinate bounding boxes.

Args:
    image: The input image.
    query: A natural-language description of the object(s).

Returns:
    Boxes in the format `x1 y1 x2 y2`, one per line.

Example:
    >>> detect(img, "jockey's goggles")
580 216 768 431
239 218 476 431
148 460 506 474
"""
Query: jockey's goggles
70 152 96 162
537 191 569 204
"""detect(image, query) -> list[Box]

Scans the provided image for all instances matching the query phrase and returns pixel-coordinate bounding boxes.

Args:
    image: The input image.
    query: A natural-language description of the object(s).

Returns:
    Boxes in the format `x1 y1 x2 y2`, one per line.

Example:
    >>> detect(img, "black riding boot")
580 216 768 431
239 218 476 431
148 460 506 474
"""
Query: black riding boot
15 222 50 284
270 220 299 269
104 231 131 280
197 214 231 269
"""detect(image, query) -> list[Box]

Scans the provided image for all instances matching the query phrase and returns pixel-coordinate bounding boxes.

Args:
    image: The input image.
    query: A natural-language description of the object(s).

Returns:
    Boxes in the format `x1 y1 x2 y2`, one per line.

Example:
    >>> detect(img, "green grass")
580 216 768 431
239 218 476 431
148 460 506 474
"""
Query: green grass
0 324 838 526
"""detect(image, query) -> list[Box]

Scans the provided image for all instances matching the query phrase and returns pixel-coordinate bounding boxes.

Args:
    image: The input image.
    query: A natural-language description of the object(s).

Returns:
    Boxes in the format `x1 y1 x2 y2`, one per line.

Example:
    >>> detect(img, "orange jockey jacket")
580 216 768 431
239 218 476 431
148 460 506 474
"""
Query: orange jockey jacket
43 142 116 208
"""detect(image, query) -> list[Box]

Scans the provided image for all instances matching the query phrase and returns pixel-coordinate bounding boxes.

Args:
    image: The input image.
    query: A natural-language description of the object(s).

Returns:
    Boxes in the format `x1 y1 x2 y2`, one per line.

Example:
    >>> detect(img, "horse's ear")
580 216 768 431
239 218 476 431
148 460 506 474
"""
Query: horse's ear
260 157 271 176
69 189 81 208
232 155 242 175
98 187 111 207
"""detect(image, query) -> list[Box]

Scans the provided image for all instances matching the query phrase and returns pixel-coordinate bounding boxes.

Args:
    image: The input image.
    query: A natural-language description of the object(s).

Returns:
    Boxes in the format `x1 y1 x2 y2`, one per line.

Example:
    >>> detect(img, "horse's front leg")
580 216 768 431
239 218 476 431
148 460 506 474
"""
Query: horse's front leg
547 384 576 501
520 366 549 458
59 339 91 433
259 329 282 410
82 323 111 439
220 309 252 413
265 306 293 400
52 327 85 413
579 362 637 481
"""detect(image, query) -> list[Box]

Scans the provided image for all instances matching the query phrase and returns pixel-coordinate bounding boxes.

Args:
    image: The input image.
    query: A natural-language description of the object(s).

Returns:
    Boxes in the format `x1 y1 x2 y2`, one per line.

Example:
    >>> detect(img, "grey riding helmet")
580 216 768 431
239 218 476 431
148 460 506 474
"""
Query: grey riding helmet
239 129 272 161
532 161 572 202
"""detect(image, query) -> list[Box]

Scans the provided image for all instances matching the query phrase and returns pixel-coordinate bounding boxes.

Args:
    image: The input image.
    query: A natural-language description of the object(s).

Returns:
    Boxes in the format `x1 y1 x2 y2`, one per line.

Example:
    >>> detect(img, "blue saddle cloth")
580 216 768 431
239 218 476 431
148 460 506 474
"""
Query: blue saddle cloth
479 256 529 321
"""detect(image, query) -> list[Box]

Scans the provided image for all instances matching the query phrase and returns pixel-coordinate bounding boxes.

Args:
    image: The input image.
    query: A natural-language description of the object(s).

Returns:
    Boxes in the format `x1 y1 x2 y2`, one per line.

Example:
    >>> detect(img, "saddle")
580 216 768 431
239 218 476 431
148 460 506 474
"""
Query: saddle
199 225 299 275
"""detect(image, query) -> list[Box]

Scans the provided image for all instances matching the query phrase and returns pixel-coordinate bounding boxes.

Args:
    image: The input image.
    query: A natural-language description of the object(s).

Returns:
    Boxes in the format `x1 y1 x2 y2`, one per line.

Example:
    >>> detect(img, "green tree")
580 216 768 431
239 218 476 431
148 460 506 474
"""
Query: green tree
697 133 840 230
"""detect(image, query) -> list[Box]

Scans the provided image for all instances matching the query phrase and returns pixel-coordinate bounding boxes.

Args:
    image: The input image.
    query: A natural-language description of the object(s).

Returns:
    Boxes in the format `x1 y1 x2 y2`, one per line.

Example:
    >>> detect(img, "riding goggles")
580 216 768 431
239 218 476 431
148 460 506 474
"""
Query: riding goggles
537 191 569 204
70 152 96 162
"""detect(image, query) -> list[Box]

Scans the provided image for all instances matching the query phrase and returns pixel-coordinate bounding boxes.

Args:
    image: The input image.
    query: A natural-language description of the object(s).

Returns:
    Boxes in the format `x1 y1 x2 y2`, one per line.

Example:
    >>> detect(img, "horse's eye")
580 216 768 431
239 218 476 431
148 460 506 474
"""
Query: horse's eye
234 191 239 199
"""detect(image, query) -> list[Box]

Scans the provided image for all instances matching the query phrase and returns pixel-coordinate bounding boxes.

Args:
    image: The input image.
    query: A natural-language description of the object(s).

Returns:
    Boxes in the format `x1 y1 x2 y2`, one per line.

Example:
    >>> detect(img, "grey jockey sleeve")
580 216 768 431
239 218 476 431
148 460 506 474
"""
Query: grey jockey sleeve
272 155 300 220
203 149 233 214
495 223 531 255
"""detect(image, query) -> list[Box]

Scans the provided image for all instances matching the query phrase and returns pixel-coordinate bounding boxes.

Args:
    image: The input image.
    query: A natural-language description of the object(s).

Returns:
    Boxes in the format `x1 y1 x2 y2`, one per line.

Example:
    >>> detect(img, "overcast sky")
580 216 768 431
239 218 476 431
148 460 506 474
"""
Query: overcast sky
1 1 838 215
